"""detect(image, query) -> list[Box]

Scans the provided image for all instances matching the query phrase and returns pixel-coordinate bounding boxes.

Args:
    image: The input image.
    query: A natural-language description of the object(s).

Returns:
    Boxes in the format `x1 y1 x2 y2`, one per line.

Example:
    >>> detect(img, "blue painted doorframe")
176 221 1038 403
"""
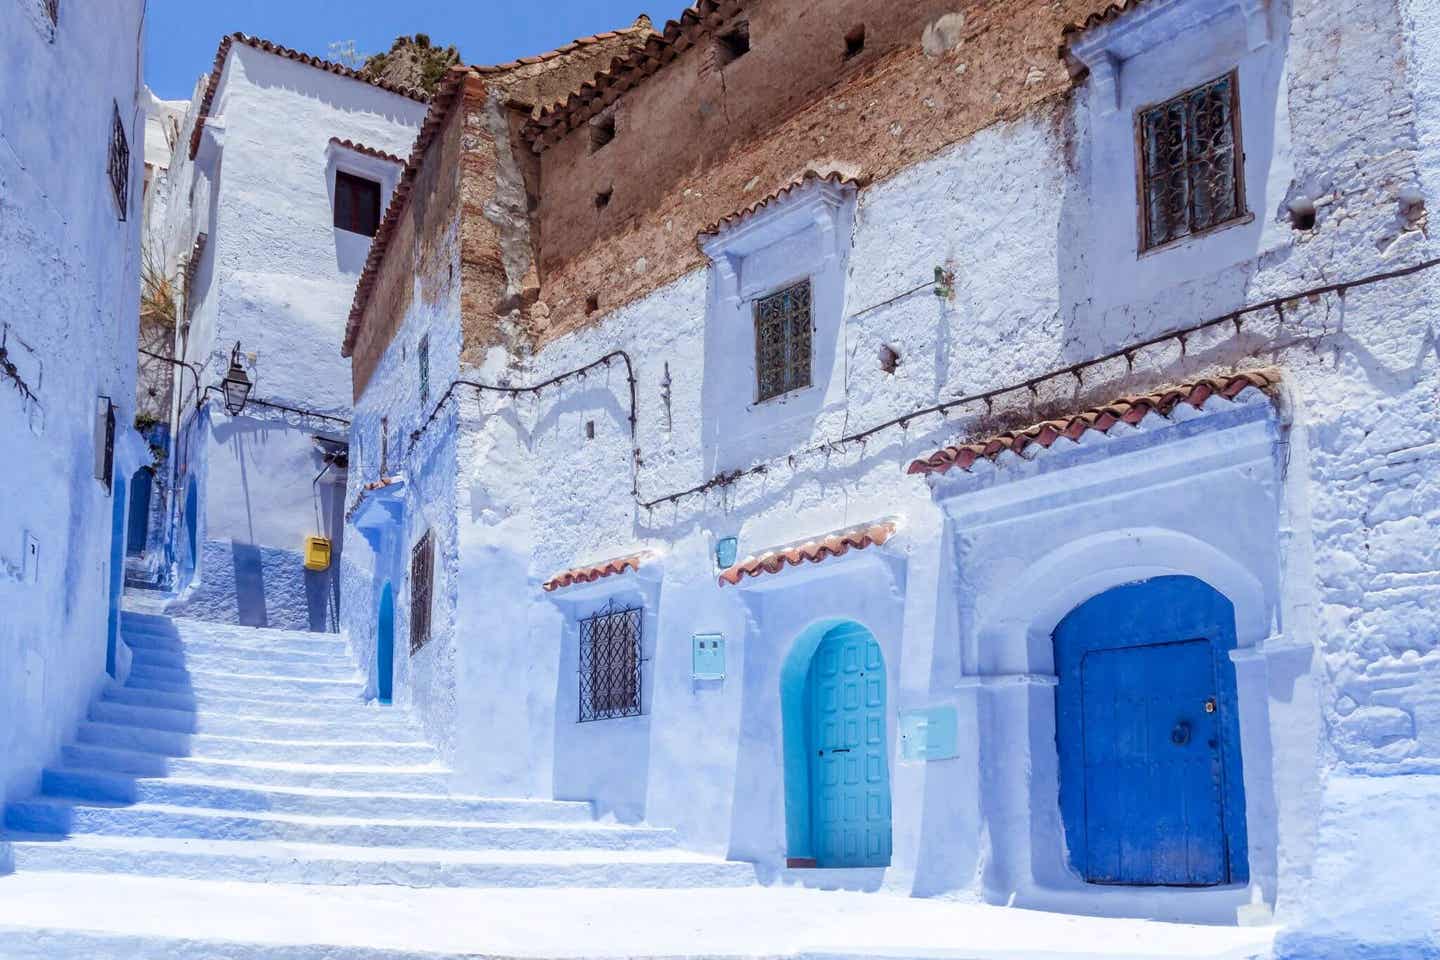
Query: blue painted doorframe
377 583 395 705
1052 575 1248 886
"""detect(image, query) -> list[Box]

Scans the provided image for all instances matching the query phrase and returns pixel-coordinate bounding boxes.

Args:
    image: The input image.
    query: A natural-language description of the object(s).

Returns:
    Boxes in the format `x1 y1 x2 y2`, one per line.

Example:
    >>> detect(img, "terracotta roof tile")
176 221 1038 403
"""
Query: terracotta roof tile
718 520 897 587
525 0 751 151
543 552 652 592
906 370 1281 477
189 33 429 160
471 17 655 77
1058 1 1154 64
328 137 406 165
698 169 864 239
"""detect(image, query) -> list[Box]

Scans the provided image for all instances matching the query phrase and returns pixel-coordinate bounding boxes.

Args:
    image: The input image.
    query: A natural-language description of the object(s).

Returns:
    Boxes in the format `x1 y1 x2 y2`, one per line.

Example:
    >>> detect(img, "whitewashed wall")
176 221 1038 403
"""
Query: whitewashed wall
344 0 1439 944
0 0 147 805
156 43 425 629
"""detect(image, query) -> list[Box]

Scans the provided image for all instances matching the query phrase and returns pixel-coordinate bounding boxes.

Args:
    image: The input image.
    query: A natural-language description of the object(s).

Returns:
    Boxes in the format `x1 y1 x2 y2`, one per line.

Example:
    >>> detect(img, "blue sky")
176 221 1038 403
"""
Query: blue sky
144 0 692 101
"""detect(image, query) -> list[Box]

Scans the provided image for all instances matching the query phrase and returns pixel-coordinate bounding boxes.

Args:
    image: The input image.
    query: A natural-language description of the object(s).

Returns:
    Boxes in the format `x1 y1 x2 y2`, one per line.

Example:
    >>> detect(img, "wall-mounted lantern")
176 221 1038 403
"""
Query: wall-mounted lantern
715 536 738 570
220 342 253 415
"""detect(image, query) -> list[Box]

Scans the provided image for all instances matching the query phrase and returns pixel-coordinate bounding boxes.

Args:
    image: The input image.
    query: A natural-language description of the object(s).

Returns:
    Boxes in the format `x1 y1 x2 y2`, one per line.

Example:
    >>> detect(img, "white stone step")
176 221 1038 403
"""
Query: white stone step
5 833 758 888
60 745 453 794
123 670 364 701
102 684 377 719
38 767 595 822
127 644 357 677
5 799 677 851
74 722 436 766
89 699 420 742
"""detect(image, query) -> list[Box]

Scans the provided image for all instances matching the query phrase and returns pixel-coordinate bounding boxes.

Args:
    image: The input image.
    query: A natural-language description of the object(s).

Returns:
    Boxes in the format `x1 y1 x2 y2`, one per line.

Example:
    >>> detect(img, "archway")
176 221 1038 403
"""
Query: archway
1052 575 1248 887
377 582 395 705
780 619 891 868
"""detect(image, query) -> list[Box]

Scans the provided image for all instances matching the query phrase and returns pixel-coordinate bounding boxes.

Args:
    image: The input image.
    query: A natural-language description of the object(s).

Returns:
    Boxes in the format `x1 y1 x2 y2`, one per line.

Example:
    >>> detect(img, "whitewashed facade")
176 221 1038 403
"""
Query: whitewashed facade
0 0 148 807
143 36 427 630
339 0 1439 952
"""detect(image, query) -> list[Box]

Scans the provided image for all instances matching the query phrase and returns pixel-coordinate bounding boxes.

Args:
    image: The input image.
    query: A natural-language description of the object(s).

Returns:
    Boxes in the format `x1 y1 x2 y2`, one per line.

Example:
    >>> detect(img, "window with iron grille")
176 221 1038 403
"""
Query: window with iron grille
753 279 812 402
108 101 130 221
1138 72 1245 251
334 170 382 237
409 531 434 655
94 398 115 494
418 333 430 405
578 600 642 722
44 0 59 28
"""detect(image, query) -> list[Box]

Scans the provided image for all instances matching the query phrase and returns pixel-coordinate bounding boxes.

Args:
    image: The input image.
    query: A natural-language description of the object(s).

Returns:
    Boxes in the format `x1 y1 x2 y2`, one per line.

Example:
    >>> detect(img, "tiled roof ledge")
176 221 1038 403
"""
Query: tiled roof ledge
542 550 660 595
718 519 900 590
698 168 864 246
906 370 1282 478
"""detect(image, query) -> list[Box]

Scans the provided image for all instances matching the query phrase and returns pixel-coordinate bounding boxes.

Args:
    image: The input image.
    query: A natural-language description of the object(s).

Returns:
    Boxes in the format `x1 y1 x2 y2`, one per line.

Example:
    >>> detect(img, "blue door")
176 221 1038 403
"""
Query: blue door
805 623 891 867
377 583 395 705
1053 576 1248 886
126 467 152 556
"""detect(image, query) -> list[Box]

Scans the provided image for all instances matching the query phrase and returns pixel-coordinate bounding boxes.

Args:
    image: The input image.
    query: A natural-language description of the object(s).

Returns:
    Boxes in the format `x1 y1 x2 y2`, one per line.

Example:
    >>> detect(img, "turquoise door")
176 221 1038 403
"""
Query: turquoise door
805 623 891 867
377 583 395 705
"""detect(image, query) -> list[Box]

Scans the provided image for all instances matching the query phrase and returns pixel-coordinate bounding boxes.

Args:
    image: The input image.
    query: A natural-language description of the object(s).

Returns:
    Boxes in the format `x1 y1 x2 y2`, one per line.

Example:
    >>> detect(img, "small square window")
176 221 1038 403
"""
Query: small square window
590 113 615 153
1137 71 1245 251
578 600 642 722
594 187 613 210
334 170 382 237
753 280 813 402
716 21 750 66
845 25 866 60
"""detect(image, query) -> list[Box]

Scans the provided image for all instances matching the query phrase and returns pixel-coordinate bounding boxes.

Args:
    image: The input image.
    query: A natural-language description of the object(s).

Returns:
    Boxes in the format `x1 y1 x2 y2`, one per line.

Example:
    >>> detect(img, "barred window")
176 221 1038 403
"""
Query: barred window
418 333 430 405
1138 72 1244 251
409 530 434 655
753 279 812 402
578 600 642 722
44 0 59 28
108 101 130 221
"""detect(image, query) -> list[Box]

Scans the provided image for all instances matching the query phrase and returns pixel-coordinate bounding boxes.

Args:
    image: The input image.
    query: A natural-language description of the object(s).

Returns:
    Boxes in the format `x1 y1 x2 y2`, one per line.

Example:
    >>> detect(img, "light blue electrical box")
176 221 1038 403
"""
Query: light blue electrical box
692 634 725 681
899 706 959 762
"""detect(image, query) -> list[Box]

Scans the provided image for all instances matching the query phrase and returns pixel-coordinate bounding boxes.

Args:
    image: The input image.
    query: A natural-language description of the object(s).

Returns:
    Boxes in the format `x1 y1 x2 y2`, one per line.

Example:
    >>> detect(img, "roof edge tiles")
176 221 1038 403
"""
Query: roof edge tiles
1057 0 1155 64
328 138 406 165
698 169 864 240
470 16 656 77
188 33 430 160
525 0 750 151
542 552 653 592
905 369 1282 477
717 520 898 588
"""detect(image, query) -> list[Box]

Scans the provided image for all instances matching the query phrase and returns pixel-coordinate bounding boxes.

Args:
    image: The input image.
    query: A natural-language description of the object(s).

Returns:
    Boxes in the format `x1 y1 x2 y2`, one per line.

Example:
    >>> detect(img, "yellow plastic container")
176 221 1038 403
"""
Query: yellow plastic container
304 536 332 571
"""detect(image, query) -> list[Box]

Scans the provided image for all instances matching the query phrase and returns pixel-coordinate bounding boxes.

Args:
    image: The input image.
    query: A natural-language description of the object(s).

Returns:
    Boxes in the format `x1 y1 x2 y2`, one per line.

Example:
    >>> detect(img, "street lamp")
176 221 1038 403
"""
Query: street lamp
220 342 253 415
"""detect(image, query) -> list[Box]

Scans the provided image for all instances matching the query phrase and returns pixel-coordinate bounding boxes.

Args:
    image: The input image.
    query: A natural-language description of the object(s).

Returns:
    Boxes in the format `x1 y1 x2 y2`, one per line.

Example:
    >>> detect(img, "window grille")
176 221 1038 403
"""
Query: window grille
108 101 129 221
409 530 434 655
334 170 382 237
44 0 58 27
1138 72 1244 250
753 279 812 402
94 398 115 494
578 600 642 722
418 333 430 405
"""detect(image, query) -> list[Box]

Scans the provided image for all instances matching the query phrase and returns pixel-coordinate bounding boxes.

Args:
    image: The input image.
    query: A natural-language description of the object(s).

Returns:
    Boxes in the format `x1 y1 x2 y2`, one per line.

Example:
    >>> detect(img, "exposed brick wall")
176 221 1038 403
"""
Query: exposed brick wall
524 0 1108 347
350 103 464 401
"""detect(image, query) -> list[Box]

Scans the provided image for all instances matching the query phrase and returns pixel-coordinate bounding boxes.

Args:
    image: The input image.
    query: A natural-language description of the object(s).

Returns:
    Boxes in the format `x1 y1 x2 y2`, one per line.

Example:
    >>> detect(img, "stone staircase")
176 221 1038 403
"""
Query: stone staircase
3 610 754 889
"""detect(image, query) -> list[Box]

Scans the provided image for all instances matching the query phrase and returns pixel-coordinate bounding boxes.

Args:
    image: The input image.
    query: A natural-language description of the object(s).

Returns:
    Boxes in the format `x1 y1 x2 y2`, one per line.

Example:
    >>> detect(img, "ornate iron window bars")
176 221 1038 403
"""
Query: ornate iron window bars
418 333 430 405
1138 71 1245 251
44 0 59 27
578 600 642 722
108 100 129 221
754 279 813 402
409 530 434 655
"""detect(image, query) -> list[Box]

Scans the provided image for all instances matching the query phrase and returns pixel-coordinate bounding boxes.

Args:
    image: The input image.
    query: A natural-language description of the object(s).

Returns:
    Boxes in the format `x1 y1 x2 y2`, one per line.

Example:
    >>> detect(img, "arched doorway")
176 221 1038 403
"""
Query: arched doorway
377 582 395 705
781 620 891 868
1052 575 1248 887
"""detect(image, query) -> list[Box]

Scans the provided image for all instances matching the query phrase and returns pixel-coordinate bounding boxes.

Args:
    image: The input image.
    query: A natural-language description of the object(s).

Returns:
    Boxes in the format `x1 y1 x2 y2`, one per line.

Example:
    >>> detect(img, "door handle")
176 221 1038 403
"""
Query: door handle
1171 721 1191 746
1204 698 1217 714
831 748 851 753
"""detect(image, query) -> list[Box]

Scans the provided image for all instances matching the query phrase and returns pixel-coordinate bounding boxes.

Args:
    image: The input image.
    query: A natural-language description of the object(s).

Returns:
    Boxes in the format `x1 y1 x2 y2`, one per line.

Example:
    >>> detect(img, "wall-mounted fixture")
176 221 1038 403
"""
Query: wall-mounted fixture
304 535 332 571
899 706 960 762
715 536 738 569
220 342 253 415
692 634 725 681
